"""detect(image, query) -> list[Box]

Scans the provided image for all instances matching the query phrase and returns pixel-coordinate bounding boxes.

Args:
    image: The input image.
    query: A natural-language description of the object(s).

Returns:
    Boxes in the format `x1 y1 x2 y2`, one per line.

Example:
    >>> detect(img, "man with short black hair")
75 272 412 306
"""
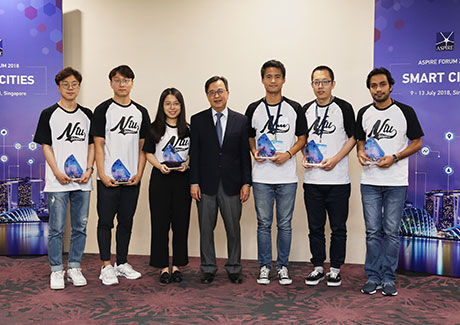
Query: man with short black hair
190 76 251 284
357 67 423 296
245 60 307 285
91 65 150 285
34 67 94 290
302 65 356 287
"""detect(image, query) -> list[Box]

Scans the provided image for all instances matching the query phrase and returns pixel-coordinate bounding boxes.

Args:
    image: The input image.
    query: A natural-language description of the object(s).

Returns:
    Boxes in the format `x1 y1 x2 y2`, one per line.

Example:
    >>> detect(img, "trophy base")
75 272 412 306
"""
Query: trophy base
114 181 132 185
303 163 324 167
365 161 379 166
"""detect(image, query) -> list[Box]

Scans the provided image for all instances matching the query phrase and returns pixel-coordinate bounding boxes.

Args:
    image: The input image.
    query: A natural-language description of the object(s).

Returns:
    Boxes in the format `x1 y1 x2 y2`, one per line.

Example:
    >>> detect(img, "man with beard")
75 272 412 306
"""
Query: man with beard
356 67 423 296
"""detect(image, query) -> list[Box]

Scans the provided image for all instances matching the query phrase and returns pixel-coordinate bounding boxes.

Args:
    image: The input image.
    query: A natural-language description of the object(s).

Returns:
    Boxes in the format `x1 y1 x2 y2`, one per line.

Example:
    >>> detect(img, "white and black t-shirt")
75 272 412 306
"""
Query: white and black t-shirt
303 97 355 185
34 103 93 192
356 100 424 186
143 124 190 164
90 98 150 180
245 97 307 184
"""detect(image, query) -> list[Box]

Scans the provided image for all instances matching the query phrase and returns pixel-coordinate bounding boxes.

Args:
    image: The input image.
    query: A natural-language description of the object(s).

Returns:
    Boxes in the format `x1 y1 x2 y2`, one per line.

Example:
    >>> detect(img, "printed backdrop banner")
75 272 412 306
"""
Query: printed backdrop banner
0 0 62 255
374 0 460 277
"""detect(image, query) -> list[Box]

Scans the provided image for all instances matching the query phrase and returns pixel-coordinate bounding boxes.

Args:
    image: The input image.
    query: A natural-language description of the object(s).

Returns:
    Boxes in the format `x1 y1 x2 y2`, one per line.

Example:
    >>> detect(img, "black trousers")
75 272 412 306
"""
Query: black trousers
303 183 350 269
96 180 140 265
149 169 191 268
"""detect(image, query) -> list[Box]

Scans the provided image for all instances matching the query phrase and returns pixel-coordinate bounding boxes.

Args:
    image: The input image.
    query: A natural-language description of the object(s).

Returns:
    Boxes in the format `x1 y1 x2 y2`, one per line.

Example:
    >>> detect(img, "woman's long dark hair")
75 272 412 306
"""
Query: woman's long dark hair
150 88 189 144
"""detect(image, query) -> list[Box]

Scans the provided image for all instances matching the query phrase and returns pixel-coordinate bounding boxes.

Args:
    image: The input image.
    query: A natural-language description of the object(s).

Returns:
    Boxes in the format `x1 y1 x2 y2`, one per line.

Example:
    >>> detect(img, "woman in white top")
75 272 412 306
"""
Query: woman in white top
143 88 191 284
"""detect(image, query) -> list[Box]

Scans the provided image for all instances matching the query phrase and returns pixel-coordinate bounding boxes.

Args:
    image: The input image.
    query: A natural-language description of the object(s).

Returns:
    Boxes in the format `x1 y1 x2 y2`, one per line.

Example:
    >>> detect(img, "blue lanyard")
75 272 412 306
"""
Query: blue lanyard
315 97 334 142
263 98 282 140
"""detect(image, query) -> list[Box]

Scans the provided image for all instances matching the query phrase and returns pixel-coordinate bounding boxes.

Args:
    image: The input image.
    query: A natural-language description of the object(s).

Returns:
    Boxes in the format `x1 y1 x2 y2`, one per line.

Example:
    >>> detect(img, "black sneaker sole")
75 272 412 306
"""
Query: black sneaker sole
327 280 342 287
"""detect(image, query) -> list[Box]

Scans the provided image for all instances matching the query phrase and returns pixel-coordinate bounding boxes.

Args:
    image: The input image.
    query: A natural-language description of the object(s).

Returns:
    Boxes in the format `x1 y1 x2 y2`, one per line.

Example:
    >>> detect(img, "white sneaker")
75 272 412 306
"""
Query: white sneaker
115 263 141 279
277 266 293 285
257 265 270 285
50 270 65 290
67 268 87 286
99 265 119 285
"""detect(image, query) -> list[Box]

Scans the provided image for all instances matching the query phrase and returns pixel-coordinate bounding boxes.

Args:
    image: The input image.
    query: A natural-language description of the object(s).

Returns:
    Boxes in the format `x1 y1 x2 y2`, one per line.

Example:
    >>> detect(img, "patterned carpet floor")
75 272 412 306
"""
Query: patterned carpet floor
0 254 459 324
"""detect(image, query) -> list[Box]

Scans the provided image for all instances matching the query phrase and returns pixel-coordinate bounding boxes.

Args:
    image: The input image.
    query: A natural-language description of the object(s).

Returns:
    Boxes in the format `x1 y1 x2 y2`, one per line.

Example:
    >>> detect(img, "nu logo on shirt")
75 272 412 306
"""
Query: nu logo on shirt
110 116 139 135
260 114 290 134
367 118 397 140
162 136 189 153
57 122 86 142
309 116 336 136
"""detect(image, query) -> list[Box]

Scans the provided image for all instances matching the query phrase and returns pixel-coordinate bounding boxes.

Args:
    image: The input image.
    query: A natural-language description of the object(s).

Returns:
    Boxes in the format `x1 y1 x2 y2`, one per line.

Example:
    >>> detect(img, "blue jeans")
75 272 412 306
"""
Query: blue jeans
47 190 90 272
253 182 297 270
361 184 407 284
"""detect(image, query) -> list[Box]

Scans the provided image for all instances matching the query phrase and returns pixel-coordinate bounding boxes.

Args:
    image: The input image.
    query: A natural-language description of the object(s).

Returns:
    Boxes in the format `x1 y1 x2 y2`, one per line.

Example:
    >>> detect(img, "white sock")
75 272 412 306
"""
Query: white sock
314 266 324 273
330 267 340 274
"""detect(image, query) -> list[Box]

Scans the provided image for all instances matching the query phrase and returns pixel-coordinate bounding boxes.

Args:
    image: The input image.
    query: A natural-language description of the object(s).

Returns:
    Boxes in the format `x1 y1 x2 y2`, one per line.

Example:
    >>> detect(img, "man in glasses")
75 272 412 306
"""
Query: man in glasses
91 65 150 285
357 67 423 296
34 67 94 290
245 60 307 285
190 76 251 284
302 65 356 287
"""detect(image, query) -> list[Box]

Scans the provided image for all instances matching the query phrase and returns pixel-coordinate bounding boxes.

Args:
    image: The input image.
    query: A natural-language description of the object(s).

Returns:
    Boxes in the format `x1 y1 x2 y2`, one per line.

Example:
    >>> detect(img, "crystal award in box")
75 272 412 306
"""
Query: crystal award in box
64 154 83 180
257 133 276 159
304 140 324 167
163 144 184 170
364 138 385 165
111 159 131 184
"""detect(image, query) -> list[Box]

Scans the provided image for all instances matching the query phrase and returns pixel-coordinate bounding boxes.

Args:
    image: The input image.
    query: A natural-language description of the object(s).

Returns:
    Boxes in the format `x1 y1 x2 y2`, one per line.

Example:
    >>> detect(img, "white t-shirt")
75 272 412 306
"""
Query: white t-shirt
90 98 150 180
34 103 93 192
303 97 355 185
143 124 190 163
356 100 424 186
245 97 307 184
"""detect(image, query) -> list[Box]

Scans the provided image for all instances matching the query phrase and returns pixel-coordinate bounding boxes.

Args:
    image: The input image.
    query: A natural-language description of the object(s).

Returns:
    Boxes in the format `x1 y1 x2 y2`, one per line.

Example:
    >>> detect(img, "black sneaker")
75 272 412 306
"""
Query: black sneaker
305 269 325 286
382 283 398 296
361 281 381 294
326 271 342 287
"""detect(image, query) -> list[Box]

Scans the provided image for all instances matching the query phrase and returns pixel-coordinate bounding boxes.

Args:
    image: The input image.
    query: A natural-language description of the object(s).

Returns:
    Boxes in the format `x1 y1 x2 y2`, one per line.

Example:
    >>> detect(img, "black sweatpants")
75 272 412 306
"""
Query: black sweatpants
149 168 191 268
96 180 140 265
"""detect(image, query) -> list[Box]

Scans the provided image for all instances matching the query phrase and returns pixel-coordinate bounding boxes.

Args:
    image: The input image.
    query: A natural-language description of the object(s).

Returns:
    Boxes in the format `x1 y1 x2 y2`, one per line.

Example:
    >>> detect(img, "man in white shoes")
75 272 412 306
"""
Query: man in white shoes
91 65 150 285
245 60 307 285
34 67 94 290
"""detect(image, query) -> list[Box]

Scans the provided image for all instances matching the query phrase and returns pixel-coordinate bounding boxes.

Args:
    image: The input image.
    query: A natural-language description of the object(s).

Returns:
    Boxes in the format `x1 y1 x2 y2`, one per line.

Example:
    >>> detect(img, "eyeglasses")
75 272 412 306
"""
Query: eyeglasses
60 82 80 89
112 78 132 85
312 80 332 87
207 88 226 97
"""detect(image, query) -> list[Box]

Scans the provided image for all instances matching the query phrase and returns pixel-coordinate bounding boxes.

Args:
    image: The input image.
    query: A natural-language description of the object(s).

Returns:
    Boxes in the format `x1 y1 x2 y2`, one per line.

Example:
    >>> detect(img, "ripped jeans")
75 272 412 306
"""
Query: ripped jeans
47 190 91 272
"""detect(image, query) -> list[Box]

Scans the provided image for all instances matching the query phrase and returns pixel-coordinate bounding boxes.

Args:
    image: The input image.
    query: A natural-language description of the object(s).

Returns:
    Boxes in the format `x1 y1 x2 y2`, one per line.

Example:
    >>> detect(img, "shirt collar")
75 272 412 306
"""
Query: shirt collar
211 107 228 118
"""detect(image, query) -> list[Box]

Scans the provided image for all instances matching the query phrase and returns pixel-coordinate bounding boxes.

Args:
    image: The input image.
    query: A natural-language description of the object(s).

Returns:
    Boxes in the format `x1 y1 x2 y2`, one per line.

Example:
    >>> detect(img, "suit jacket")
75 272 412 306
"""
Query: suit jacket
190 108 252 196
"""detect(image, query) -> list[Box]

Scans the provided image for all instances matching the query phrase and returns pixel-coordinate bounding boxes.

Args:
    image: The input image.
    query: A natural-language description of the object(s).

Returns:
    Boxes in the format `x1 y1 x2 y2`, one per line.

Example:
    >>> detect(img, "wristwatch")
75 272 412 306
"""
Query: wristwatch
392 154 399 163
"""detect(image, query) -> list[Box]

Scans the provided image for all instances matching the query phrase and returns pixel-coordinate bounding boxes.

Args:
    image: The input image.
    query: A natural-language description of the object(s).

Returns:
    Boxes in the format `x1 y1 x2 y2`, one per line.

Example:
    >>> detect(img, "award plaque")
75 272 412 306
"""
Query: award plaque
64 154 83 180
163 144 184 170
111 159 131 184
364 138 385 165
257 133 276 159
304 140 324 167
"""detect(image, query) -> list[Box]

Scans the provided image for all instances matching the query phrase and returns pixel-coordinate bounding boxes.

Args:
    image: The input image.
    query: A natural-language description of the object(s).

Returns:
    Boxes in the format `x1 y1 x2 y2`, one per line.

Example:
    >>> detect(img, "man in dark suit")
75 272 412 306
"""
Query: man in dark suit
190 76 252 284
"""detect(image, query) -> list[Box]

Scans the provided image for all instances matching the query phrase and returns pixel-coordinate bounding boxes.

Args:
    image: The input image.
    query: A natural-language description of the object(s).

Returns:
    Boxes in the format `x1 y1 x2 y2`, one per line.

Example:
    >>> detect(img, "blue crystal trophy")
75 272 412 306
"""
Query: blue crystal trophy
64 154 84 179
304 140 324 166
364 138 385 164
111 159 131 184
257 133 276 158
163 144 184 169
